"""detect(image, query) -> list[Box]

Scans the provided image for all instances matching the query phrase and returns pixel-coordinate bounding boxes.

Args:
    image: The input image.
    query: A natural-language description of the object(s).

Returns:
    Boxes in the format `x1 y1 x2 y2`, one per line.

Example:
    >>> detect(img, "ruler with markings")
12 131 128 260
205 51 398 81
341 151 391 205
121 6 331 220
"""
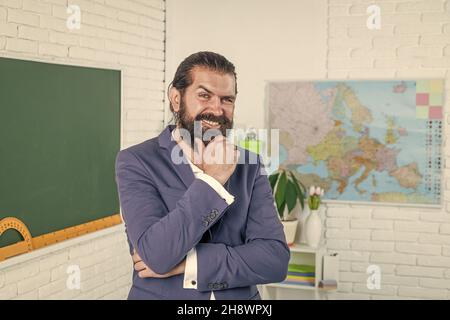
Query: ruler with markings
0 214 122 262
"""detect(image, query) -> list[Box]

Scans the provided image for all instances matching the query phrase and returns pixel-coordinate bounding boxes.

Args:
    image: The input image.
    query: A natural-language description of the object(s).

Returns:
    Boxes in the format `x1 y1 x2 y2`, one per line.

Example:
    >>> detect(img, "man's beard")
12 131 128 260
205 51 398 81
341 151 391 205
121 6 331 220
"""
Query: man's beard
177 98 233 147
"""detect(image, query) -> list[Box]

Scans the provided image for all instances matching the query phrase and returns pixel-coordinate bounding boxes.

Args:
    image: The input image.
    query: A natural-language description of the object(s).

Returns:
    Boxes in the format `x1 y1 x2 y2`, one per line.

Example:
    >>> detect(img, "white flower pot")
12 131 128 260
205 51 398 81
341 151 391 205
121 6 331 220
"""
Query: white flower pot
305 209 322 248
281 220 298 246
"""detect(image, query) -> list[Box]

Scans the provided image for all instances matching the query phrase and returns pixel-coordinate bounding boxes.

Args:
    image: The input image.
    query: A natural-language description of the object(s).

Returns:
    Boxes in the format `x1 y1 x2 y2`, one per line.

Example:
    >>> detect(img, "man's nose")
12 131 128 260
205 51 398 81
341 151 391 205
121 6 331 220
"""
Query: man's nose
207 96 223 116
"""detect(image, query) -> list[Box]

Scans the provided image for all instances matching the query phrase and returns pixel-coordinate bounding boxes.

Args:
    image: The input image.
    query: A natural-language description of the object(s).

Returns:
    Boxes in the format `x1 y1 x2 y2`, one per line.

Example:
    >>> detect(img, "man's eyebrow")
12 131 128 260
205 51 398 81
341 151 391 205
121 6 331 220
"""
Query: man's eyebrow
197 85 213 94
197 85 236 99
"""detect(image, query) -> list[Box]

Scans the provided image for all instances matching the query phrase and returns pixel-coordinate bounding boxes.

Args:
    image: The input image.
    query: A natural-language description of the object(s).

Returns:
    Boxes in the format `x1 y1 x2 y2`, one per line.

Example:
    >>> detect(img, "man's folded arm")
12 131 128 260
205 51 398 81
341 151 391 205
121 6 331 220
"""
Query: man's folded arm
195 159 291 292
115 149 230 274
183 172 235 290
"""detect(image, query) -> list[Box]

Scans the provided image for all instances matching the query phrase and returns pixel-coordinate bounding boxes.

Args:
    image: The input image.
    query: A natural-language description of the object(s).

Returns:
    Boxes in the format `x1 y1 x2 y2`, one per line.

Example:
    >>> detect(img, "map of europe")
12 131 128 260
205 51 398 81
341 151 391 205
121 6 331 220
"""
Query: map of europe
268 80 444 206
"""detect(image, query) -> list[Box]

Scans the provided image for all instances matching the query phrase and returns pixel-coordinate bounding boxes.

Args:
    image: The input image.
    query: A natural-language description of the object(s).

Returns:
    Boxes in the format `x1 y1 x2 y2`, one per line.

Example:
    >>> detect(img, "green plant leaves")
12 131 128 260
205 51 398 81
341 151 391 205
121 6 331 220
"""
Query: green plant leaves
308 195 320 210
276 200 286 219
270 169 309 219
268 172 279 191
289 171 306 209
275 171 287 215
285 180 297 212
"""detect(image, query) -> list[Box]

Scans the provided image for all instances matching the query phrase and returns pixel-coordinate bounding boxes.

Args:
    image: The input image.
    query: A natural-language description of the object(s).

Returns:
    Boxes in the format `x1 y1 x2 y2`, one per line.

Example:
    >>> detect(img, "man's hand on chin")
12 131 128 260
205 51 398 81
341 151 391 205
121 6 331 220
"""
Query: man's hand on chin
132 250 186 279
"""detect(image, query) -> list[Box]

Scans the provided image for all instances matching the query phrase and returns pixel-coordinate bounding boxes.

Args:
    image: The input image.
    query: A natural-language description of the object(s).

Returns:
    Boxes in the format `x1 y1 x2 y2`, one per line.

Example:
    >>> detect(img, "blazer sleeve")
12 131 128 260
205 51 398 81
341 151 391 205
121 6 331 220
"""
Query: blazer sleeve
195 157 290 292
115 149 230 274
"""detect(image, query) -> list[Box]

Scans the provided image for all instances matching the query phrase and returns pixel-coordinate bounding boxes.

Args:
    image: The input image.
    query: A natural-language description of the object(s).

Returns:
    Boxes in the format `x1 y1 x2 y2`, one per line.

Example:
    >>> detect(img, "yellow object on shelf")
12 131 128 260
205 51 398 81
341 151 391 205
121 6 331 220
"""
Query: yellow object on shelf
238 139 262 154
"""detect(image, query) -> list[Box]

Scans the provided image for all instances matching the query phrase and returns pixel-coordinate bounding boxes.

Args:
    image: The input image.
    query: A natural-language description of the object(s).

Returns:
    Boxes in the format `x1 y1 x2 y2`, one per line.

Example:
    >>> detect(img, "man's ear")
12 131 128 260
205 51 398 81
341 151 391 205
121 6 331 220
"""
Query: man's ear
169 87 181 112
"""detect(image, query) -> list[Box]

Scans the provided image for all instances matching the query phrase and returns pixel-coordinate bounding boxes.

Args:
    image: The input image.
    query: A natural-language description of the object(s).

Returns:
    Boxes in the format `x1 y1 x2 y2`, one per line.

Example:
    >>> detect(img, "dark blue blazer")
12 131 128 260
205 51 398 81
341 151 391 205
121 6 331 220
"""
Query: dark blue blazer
115 125 290 299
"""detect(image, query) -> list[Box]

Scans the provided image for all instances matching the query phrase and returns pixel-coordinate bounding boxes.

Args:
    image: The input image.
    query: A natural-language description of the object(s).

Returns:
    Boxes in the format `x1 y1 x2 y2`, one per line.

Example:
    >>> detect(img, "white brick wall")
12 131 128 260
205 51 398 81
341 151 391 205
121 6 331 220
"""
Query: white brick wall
0 0 165 300
326 0 450 300
0 225 132 300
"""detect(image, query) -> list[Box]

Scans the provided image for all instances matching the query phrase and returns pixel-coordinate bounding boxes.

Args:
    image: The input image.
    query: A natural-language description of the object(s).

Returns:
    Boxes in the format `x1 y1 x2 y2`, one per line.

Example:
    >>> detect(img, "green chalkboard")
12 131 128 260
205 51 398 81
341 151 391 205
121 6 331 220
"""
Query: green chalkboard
0 57 121 248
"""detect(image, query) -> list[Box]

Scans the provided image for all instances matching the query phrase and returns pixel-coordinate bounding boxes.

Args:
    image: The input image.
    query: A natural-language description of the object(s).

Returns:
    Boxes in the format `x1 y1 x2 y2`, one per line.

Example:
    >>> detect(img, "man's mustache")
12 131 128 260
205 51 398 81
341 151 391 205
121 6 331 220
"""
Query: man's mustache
195 113 231 125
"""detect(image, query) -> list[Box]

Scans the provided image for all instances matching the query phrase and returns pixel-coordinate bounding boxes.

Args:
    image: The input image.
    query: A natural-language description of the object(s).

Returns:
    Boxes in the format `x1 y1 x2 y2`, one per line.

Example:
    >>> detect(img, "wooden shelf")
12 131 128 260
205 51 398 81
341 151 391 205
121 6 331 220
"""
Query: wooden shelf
261 242 327 299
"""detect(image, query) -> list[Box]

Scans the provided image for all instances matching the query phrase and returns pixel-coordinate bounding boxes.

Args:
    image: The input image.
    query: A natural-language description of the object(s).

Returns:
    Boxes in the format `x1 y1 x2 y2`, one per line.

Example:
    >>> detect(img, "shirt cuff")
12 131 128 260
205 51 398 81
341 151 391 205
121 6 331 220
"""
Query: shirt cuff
196 173 235 205
183 248 198 289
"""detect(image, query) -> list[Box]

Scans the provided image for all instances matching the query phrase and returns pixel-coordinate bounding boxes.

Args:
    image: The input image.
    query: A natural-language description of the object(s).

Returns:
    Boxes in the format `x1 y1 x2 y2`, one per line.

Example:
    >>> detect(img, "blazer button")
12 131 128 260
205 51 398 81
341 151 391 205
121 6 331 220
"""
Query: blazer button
191 280 196 286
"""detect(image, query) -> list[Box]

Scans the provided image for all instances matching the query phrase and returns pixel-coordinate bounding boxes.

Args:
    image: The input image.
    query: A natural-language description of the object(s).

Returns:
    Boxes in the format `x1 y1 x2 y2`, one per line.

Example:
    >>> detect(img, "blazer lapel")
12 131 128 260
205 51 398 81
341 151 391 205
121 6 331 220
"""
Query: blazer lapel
158 125 195 189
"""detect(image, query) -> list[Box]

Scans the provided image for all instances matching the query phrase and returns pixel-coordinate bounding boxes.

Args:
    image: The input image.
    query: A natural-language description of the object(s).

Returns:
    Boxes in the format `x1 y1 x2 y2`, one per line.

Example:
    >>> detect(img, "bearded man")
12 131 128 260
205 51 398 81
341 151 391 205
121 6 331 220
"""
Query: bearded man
115 51 289 300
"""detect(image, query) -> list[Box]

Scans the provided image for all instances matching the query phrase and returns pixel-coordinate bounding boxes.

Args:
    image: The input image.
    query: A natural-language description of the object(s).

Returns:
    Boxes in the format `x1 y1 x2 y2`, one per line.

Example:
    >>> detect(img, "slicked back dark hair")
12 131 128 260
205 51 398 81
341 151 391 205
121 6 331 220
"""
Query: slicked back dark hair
167 51 237 122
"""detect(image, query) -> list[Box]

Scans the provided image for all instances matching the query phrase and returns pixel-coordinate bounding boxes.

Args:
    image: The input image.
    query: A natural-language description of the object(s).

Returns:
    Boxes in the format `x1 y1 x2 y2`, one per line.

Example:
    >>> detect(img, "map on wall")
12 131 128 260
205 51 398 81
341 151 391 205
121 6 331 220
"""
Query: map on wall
268 80 445 206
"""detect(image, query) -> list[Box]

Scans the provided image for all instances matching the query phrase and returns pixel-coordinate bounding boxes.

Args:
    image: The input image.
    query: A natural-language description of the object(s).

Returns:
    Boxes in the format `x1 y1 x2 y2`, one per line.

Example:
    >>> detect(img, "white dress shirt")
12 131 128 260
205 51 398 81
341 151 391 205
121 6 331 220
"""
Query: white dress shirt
172 131 235 299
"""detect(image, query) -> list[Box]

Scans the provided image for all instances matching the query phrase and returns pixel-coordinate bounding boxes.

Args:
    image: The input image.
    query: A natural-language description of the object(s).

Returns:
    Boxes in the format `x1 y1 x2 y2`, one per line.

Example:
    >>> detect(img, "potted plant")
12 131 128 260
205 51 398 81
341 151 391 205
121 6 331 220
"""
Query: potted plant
268 168 307 246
